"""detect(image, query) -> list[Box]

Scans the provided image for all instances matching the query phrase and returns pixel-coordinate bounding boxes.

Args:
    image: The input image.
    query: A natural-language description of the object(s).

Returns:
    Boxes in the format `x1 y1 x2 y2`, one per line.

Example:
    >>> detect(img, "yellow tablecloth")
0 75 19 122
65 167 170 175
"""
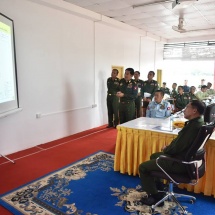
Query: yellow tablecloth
114 126 215 197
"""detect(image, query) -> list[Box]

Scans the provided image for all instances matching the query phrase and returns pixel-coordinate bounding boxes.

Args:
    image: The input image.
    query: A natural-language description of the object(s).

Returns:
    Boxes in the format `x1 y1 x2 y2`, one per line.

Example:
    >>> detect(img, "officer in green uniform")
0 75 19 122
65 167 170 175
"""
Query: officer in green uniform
134 71 144 118
160 82 170 95
141 71 158 116
175 86 189 112
117 68 138 124
188 86 198 101
106 69 120 128
195 85 210 101
139 100 205 206
170 83 177 99
207 82 215 95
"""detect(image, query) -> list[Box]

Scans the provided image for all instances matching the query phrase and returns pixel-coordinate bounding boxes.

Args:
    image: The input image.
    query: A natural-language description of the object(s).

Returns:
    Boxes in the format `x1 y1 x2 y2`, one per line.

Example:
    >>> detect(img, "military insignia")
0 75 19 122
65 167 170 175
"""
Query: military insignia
160 104 165 109
150 83 155 85
127 83 132 88
120 83 123 86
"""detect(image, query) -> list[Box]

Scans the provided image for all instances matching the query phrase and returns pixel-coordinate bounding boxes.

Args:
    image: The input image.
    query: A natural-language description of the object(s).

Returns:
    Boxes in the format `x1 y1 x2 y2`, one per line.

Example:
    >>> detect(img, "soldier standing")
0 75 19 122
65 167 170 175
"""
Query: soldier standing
106 69 120 128
141 71 158 116
117 68 138 124
134 71 144 118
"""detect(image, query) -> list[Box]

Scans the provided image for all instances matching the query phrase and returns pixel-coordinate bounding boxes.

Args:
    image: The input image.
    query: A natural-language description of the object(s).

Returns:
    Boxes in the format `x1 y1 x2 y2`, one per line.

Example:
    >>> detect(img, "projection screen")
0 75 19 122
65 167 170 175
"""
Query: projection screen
0 13 19 117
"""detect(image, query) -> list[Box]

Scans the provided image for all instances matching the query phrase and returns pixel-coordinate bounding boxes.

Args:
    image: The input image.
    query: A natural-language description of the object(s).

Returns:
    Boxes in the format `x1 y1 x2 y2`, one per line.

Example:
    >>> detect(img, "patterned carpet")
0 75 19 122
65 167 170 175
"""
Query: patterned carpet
0 151 190 215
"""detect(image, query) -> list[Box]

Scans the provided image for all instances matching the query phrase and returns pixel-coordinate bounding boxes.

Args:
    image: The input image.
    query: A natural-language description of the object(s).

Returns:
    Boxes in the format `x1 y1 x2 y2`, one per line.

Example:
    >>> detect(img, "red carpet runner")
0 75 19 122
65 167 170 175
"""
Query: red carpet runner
0 125 117 215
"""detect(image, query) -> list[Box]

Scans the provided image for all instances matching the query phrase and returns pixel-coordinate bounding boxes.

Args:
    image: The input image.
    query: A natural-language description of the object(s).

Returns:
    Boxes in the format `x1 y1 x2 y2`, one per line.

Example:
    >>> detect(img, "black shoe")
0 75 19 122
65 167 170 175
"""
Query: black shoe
156 181 167 192
106 125 113 128
140 195 164 207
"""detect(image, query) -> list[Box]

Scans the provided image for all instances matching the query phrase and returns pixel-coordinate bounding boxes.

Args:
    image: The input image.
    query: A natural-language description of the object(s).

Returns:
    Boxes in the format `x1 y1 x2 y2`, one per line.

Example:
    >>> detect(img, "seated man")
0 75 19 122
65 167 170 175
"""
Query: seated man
146 90 171 118
139 100 205 206
175 86 189 112
195 85 209 101
170 83 177 99
207 82 215 95
188 86 198 101
160 82 170 95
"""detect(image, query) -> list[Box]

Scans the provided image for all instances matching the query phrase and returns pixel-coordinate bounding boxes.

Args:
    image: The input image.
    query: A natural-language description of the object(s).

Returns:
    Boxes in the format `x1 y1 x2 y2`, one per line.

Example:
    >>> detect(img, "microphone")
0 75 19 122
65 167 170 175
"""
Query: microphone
176 109 185 115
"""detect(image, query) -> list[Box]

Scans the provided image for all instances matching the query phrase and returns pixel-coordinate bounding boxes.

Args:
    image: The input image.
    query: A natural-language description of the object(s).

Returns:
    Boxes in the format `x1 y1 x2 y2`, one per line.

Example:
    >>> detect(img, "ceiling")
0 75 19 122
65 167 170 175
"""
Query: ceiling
63 0 215 43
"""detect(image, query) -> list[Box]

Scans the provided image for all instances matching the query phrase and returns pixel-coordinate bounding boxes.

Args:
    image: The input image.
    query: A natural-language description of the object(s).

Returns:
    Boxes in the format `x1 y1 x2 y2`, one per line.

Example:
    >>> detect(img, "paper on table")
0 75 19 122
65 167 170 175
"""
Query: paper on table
144 92 151 98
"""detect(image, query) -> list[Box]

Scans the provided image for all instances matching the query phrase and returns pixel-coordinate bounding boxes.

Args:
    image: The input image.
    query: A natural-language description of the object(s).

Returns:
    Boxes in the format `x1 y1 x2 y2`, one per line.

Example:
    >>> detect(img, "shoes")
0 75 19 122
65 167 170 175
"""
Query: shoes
156 181 167 192
140 193 165 207
106 125 113 128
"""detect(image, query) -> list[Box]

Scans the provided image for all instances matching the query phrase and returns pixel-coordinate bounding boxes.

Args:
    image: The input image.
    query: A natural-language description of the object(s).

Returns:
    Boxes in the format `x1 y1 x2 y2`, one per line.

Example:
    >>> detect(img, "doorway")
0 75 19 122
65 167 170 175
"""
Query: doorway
112 66 124 79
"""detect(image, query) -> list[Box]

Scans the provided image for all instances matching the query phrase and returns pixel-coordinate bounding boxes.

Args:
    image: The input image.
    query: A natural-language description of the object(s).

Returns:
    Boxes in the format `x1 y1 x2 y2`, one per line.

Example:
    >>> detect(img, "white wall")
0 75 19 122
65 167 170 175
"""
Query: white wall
0 0 164 155
140 39 164 80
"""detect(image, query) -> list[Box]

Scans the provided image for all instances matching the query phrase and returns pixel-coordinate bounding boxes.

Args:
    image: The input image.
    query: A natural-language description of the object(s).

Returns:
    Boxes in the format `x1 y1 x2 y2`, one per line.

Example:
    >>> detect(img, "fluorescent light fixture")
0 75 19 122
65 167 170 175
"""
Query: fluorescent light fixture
133 0 173 8
172 0 198 9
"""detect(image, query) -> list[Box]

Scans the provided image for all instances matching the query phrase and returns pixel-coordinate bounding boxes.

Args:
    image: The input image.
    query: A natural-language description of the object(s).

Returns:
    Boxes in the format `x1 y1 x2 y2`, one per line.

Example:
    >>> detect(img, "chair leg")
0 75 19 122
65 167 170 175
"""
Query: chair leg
174 193 196 203
171 193 189 214
151 182 190 215
151 192 189 215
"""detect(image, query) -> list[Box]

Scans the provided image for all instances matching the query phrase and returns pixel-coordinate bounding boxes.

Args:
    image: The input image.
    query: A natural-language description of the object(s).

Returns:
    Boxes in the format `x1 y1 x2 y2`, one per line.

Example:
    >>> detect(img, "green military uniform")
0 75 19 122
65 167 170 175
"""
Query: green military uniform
207 89 215 95
134 79 144 118
195 91 209 101
188 92 198 101
139 117 204 195
160 87 170 95
118 78 138 124
142 80 158 99
175 93 189 111
106 77 120 127
142 80 158 108
170 89 177 98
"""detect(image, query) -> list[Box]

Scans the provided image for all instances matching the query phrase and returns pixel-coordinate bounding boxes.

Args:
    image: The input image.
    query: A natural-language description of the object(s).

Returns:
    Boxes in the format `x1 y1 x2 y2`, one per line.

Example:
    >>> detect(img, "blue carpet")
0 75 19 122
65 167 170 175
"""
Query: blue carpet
0 151 214 215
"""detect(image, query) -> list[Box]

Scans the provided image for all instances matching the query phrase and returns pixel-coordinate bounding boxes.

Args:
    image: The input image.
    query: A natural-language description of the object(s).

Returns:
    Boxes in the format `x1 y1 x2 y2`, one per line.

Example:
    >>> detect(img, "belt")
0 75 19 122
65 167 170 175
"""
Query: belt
120 101 133 104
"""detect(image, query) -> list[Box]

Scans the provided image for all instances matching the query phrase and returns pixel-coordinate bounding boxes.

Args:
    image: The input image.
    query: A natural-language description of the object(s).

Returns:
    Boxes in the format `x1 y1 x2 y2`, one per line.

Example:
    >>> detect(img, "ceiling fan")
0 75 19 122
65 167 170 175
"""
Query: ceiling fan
172 18 215 33
172 18 187 33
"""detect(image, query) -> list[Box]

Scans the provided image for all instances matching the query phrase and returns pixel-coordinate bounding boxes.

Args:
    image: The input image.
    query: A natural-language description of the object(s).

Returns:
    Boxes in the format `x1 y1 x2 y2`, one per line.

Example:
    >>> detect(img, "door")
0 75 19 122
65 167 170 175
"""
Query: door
112 66 124 79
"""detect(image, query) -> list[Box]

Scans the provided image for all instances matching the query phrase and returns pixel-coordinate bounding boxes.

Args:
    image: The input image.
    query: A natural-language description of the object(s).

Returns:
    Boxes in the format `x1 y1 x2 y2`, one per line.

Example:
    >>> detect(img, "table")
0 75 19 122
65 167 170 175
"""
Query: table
114 117 215 197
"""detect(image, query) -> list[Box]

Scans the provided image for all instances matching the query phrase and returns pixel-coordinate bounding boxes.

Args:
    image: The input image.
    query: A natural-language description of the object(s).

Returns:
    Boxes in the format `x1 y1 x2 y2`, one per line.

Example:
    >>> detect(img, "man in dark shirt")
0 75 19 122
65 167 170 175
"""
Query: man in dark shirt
139 100 205 206
141 71 158 116
170 83 177 99
175 86 189 112
183 80 190 94
117 68 138 124
160 82 170 95
134 71 144 118
106 69 120 128
188 86 198 101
